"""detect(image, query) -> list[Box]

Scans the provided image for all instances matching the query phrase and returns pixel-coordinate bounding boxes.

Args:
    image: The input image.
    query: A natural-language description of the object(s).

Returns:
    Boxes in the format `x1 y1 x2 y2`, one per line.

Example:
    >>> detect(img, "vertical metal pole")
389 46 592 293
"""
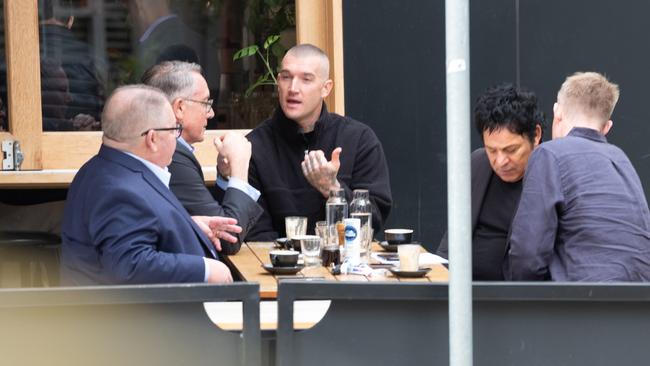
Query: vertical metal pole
445 0 473 366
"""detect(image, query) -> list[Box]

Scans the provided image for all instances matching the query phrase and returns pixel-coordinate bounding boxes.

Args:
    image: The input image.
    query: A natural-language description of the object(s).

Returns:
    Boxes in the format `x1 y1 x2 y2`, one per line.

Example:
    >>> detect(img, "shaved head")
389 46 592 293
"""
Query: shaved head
284 44 330 79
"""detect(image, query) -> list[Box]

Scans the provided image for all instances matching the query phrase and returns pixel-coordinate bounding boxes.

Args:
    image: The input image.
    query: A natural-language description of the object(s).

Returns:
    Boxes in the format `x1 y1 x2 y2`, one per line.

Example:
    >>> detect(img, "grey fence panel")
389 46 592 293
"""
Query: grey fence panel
276 281 650 366
0 283 261 366
473 282 650 366
276 281 450 366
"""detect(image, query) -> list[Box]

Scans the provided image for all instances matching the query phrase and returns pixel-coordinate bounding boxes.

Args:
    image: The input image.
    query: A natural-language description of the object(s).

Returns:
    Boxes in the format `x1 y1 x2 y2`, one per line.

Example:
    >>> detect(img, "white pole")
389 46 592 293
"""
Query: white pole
445 0 473 365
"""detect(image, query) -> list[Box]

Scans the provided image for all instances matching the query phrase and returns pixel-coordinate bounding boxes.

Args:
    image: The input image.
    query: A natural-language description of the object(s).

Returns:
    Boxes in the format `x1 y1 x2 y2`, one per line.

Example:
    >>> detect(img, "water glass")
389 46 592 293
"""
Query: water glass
315 220 328 243
297 235 322 267
360 228 374 264
285 216 307 239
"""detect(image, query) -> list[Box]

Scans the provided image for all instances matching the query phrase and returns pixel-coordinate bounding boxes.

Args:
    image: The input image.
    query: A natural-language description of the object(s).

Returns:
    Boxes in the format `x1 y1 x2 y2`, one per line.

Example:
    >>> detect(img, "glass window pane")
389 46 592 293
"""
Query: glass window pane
37 0 296 131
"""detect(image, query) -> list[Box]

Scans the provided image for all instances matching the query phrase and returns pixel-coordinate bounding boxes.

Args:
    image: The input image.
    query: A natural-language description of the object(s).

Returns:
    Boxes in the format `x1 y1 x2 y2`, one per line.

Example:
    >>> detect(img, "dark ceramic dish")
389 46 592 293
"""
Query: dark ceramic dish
388 267 431 278
262 263 304 275
384 229 414 244
269 250 299 267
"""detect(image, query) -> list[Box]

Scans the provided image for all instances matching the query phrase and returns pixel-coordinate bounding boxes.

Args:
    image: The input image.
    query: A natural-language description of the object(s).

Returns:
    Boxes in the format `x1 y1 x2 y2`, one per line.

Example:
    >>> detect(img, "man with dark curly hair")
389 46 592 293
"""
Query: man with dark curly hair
437 83 543 280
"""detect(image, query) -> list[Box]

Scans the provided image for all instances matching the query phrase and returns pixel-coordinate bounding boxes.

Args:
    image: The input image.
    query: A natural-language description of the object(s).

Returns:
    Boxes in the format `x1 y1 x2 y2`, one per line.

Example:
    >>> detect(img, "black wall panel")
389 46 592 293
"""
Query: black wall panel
343 0 650 250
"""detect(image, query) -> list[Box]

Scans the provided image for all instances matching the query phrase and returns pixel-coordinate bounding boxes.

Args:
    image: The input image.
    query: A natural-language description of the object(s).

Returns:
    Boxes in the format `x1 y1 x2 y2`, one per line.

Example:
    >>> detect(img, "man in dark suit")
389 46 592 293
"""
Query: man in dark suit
142 61 262 254
437 84 543 280
61 85 241 285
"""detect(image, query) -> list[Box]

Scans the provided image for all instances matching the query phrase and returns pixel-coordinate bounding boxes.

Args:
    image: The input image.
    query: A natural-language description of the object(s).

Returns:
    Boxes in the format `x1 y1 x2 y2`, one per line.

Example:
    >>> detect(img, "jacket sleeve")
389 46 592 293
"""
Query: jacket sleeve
169 151 263 254
505 148 562 280
340 127 392 232
89 187 206 284
242 157 280 241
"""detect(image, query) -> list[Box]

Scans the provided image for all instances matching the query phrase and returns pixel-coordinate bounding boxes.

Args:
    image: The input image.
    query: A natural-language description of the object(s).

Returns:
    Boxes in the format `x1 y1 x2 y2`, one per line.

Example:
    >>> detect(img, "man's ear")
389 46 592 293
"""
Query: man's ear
553 102 561 120
533 124 542 146
321 79 333 98
143 130 159 153
171 98 185 121
602 120 613 135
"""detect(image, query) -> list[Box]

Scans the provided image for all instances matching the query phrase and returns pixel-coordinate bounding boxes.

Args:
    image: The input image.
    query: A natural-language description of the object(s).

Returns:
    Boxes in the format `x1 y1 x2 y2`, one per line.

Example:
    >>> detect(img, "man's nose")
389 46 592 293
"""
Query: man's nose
289 77 299 92
495 152 509 166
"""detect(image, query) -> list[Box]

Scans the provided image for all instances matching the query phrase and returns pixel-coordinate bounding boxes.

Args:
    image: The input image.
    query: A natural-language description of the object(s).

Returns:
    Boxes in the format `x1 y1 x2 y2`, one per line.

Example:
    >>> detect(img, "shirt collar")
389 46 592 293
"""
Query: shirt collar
177 136 194 152
124 151 171 188
274 102 329 138
567 127 608 143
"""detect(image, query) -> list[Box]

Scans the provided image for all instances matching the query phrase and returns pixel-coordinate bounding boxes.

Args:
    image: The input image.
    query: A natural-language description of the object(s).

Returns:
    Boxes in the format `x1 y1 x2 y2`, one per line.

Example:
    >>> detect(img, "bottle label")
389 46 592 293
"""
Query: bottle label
343 218 361 265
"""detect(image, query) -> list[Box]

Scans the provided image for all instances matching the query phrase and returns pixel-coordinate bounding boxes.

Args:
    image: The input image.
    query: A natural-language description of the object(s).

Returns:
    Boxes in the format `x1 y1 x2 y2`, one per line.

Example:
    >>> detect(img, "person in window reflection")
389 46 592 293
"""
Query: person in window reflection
142 61 263 254
61 85 241 285
240 44 393 240
39 0 104 130
40 58 100 131
436 83 544 280
128 0 207 79
505 72 650 281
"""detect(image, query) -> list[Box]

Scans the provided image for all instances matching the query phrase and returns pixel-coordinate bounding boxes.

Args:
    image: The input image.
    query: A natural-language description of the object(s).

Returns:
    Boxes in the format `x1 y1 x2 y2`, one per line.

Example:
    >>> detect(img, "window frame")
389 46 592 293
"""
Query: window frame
0 0 344 187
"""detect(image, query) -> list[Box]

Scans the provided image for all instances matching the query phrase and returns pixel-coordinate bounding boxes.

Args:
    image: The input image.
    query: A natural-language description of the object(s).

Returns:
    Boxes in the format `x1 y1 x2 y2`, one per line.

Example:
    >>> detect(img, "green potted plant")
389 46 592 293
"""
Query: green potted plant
233 34 282 97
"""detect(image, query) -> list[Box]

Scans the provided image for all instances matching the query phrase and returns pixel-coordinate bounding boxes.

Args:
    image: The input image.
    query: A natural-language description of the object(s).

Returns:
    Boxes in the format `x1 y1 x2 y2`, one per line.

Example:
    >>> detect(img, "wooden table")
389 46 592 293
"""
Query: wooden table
223 241 449 299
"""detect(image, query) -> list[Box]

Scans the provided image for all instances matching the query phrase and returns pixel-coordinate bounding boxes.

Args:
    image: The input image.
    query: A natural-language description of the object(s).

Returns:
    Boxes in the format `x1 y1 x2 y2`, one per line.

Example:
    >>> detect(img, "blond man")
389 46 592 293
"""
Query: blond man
506 72 650 281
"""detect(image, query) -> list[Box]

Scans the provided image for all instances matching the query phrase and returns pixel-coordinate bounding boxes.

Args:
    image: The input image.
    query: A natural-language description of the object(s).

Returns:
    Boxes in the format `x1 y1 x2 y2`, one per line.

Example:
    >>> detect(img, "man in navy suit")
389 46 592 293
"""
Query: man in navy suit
61 85 241 285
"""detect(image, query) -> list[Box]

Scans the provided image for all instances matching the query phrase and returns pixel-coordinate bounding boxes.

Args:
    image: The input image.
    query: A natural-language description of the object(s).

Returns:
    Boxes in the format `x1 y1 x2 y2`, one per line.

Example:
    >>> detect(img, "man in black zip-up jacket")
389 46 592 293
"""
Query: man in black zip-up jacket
243 44 392 240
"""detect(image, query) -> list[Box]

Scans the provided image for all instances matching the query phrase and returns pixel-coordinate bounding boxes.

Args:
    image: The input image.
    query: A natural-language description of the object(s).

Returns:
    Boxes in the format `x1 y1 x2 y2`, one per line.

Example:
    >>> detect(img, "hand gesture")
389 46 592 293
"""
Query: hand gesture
301 147 342 197
192 216 242 251
214 133 252 181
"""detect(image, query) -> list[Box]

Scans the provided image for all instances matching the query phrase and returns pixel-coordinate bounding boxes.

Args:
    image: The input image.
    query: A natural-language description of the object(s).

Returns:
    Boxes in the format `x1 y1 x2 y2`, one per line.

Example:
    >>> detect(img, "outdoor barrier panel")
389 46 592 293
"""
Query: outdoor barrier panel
276 281 650 366
0 283 261 366
276 281 450 366
473 282 650 365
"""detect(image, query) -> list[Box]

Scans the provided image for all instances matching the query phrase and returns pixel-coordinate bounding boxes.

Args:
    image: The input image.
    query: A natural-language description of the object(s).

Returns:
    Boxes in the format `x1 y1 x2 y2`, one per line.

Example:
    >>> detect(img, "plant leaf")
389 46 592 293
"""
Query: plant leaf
263 35 280 49
233 45 259 61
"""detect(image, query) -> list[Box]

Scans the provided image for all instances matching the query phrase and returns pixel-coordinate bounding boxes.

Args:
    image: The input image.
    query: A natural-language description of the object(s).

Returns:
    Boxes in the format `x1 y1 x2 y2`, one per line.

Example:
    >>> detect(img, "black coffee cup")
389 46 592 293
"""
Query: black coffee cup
269 250 299 267
384 229 414 244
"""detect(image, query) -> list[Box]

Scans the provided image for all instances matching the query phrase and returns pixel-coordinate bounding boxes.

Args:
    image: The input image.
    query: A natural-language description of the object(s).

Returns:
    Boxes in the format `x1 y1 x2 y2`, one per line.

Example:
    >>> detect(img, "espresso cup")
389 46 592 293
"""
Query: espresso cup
269 250 299 267
385 228 414 244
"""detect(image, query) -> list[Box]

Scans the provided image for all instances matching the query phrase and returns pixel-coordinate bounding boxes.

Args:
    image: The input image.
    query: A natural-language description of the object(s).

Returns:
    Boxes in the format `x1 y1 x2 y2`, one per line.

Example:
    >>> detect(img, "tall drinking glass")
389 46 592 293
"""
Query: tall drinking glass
350 189 372 264
326 188 348 246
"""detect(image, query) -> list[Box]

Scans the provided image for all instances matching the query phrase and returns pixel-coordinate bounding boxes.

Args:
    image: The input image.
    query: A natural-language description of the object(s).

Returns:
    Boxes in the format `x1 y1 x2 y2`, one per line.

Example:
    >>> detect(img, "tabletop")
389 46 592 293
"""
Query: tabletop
223 241 449 299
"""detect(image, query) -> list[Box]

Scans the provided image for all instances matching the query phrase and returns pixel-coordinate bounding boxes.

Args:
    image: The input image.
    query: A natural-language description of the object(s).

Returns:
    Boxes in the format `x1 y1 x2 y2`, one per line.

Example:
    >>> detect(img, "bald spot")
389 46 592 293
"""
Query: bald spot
102 85 172 144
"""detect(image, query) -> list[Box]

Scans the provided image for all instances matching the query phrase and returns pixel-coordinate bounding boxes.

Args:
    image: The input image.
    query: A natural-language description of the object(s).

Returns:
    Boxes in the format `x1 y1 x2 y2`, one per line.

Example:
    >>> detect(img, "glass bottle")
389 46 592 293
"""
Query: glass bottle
325 188 348 246
350 189 373 263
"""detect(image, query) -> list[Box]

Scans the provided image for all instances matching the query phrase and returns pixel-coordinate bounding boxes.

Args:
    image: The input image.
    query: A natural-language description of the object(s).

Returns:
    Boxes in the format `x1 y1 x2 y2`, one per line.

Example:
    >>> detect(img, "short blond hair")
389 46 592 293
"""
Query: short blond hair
557 72 620 124
284 43 330 79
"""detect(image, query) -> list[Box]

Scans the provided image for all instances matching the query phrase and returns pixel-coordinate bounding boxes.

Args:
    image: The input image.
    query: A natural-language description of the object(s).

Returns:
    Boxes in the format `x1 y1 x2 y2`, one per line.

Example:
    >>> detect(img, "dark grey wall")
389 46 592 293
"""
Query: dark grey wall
343 0 650 251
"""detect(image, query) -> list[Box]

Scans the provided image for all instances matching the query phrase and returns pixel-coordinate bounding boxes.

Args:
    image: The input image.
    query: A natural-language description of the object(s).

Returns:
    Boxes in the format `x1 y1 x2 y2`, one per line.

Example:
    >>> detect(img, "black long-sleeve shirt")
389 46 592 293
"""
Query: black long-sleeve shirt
245 104 392 240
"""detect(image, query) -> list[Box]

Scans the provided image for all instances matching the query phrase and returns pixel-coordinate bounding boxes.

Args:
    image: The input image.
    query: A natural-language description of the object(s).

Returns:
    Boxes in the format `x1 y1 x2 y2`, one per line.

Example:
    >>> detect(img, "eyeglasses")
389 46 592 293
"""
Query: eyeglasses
140 123 183 138
184 98 214 113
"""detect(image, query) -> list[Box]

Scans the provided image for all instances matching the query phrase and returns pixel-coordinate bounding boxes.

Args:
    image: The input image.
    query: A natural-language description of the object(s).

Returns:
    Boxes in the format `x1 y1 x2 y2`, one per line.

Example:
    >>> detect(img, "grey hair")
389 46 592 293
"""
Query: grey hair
284 43 330 79
102 84 171 142
141 61 203 101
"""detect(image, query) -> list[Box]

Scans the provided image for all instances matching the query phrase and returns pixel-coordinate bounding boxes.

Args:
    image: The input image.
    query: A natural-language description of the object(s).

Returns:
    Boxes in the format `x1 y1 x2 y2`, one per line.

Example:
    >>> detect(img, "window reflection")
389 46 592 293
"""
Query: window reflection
35 0 295 131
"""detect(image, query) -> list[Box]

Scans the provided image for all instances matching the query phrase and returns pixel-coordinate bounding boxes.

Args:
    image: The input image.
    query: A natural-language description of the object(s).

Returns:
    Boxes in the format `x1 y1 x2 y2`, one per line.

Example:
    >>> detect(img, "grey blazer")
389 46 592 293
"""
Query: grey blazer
436 148 493 258
168 143 263 255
